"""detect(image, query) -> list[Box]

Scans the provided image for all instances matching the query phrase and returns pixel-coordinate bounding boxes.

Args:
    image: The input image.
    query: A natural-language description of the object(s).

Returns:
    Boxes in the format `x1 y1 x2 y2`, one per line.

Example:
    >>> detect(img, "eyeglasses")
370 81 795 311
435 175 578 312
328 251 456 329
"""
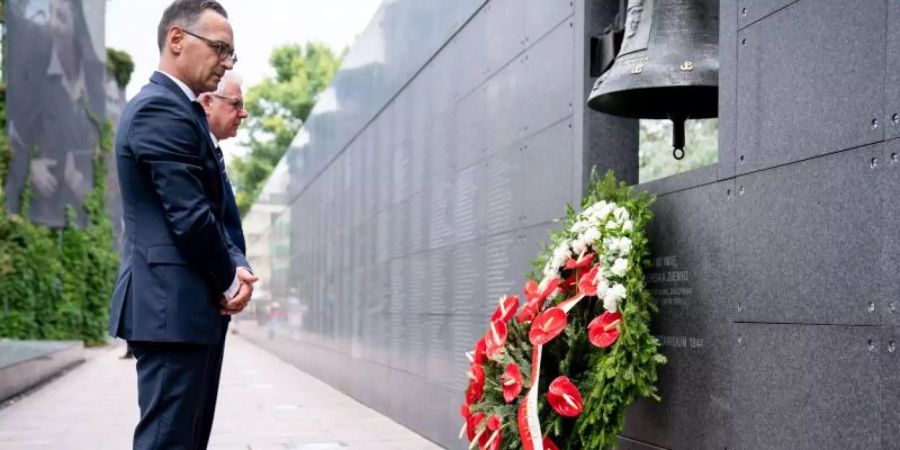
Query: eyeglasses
181 28 238 64
212 94 244 111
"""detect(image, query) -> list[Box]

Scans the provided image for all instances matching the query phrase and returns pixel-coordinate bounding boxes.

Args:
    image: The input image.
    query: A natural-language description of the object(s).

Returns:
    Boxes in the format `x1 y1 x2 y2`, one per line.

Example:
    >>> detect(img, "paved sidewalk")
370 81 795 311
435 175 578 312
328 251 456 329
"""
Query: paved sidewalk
0 334 443 450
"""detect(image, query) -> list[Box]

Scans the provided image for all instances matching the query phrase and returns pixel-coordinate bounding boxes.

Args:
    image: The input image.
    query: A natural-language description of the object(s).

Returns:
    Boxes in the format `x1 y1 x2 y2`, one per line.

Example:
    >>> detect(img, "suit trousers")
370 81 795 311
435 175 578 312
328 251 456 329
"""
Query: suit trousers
192 319 229 449
130 335 223 450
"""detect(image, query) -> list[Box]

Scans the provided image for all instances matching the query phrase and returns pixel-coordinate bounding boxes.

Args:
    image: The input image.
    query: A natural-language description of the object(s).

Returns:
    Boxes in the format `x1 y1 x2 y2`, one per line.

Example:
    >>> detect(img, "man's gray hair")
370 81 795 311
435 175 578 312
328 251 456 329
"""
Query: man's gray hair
213 72 242 96
157 0 228 52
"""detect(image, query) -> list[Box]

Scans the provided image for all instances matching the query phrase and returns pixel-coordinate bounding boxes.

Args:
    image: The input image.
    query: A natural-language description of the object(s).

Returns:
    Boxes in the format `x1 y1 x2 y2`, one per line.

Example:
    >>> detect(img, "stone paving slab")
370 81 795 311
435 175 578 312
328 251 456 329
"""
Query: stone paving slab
0 333 444 450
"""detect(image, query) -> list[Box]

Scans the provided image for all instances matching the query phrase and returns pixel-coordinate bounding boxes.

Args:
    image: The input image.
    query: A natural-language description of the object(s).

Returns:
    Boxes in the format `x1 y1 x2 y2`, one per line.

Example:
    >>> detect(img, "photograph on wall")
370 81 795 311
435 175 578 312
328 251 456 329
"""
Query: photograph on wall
4 0 106 227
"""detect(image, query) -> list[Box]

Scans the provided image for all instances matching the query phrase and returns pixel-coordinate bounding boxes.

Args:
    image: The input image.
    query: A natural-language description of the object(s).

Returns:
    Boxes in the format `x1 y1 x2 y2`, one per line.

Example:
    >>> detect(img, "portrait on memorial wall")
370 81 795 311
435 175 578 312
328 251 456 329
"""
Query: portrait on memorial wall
4 0 106 227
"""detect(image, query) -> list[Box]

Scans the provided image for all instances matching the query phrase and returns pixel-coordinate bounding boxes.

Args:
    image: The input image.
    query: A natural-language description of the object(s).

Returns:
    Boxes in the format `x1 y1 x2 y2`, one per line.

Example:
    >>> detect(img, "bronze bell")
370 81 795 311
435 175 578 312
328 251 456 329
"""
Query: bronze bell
587 0 719 159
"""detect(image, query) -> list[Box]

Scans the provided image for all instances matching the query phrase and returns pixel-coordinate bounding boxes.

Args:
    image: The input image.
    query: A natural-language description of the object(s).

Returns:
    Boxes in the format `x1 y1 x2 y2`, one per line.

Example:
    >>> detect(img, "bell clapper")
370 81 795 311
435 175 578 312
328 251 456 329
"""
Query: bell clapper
671 116 686 160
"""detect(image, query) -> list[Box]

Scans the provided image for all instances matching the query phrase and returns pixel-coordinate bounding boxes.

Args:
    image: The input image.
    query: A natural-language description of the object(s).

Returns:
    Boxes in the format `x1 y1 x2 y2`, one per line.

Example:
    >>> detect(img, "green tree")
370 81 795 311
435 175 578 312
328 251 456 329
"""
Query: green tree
230 42 343 215
638 118 718 183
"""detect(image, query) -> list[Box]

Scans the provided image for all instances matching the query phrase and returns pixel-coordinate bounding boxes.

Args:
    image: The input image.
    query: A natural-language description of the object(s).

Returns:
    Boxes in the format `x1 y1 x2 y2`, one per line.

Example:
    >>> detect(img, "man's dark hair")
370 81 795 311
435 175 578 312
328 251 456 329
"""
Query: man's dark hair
157 0 228 52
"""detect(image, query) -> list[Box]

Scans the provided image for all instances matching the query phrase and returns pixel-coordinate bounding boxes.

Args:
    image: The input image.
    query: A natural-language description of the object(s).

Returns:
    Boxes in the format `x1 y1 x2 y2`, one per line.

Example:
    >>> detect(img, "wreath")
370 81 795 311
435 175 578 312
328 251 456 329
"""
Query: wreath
461 172 666 450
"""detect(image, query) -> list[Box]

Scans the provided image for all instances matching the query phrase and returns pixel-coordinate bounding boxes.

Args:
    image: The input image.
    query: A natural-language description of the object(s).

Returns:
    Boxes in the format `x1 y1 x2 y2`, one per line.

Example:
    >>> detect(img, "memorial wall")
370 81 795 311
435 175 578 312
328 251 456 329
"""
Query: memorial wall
244 0 900 448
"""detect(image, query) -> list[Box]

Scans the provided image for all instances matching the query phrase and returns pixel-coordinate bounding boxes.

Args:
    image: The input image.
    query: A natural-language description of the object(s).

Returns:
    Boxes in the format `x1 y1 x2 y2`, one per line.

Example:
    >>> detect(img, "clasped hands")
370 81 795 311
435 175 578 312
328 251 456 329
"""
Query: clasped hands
220 267 259 315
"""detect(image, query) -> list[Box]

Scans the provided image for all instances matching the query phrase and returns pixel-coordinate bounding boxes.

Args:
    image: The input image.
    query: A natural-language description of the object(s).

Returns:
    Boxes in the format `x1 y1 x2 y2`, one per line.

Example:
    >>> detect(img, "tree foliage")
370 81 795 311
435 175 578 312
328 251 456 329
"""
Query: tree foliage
230 42 343 215
639 119 718 183
106 47 134 90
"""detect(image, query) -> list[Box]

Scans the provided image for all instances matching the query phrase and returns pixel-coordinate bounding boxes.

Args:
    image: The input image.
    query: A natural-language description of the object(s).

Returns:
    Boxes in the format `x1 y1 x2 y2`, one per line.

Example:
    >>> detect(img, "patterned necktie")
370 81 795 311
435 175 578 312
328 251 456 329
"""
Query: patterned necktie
214 146 226 174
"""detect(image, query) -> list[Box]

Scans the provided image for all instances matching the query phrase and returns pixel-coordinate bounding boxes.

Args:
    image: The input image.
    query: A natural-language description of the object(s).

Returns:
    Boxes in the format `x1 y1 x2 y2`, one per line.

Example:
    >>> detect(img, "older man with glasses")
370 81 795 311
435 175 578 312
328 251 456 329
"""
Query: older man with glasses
191 71 250 449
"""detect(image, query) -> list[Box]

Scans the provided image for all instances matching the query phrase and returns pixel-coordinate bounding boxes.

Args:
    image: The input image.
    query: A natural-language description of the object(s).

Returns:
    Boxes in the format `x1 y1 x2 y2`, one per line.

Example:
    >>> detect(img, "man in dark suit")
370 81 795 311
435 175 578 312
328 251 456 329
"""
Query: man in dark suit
193 71 249 449
106 1 257 448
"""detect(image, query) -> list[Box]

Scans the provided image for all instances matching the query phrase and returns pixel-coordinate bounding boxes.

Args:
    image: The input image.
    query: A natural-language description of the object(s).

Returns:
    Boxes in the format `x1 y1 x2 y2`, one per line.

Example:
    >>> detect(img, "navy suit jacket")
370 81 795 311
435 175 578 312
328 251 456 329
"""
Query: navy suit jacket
108 72 248 344
219 160 245 254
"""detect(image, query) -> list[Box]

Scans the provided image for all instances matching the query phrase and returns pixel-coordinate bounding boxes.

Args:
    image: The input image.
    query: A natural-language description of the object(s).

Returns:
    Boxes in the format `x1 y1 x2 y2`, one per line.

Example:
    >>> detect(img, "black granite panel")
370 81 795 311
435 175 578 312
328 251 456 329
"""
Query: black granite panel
888 0 900 141
424 313 455 386
427 181 455 249
616 436 669 450
736 0 797 30
623 181 735 450
734 144 883 325
484 154 517 236
718 0 738 181
390 199 412 260
881 326 900 449
408 190 430 255
736 0 885 174
732 323 881 450
426 246 453 315
520 20 574 138
451 162 486 245
880 139 900 325
392 143 412 205
450 239 486 316
638 165 718 197
514 119 575 227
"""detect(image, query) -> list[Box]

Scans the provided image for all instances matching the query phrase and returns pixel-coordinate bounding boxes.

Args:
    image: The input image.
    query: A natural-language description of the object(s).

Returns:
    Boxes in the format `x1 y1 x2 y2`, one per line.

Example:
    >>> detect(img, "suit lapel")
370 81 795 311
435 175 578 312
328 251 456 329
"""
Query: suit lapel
149 73 228 217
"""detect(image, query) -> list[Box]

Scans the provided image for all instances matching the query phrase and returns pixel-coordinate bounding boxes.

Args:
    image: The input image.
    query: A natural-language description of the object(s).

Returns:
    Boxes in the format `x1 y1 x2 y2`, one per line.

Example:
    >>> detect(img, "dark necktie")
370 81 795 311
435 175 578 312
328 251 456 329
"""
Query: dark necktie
214 146 226 174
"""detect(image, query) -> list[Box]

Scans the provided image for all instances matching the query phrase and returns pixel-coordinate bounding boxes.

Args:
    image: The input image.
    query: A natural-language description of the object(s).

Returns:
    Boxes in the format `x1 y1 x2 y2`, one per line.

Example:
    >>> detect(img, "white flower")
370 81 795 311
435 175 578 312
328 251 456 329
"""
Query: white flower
543 261 555 277
603 296 618 312
611 258 629 277
607 237 632 256
591 202 614 222
571 220 590 234
605 220 618 230
613 207 630 223
622 220 633 232
602 283 627 312
582 227 601 244
571 239 587 255
547 243 570 274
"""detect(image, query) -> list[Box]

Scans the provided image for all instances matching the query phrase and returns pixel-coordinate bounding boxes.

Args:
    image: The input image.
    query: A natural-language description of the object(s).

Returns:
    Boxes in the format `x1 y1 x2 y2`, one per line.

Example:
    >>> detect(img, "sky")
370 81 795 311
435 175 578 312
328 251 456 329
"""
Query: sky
105 0 383 160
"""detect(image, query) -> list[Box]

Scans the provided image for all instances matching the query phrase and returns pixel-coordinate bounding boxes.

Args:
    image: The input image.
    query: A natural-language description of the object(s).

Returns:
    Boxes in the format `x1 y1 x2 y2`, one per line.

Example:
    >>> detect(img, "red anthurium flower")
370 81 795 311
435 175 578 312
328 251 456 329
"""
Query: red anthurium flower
469 362 485 386
539 277 561 300
546 376 583 417
461 403 470 418
529 307 568 346
490 295 520 323
578 265 602 297
501 363 524 403
472 338 487 365
480 415 502 450
588 311 623 348
525 277 561 303
565 252 594 270
516 299 540 324
465 363 485 404
484 319 508 358
524 279 541 303
560 272 577 292
466 412 486 442
487 415 501 431
542 437 560 450
518 278 563 324
465 380 483 405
